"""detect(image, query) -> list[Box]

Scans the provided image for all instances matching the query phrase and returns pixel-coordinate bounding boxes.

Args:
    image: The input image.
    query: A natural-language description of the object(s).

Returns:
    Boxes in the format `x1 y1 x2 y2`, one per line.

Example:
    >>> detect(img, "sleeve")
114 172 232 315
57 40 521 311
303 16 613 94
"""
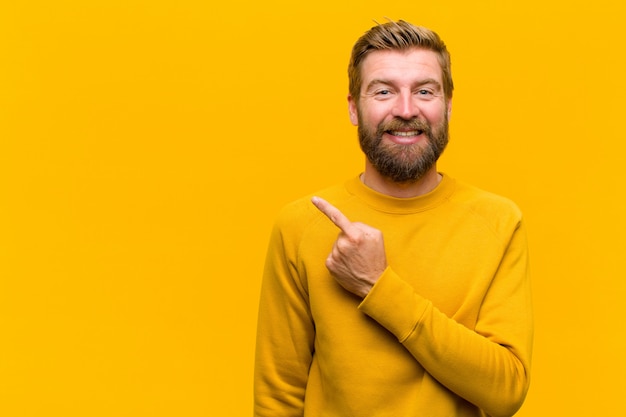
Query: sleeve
358 219 533 417
254 216 314 417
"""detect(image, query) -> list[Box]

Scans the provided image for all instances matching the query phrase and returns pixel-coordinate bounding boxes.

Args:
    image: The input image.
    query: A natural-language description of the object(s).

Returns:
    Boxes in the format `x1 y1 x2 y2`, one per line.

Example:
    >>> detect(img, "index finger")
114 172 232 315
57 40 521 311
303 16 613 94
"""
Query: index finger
311 196 353 233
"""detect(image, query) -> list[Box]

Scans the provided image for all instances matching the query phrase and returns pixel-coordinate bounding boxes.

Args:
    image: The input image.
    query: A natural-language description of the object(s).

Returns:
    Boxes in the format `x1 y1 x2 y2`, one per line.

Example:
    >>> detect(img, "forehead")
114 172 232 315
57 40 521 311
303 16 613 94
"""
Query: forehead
360 48 443 87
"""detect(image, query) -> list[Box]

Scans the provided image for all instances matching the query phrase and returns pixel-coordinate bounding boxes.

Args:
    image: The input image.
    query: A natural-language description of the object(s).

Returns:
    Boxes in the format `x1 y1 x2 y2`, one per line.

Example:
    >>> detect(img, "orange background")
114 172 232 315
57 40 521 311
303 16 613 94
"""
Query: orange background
1 1 625 415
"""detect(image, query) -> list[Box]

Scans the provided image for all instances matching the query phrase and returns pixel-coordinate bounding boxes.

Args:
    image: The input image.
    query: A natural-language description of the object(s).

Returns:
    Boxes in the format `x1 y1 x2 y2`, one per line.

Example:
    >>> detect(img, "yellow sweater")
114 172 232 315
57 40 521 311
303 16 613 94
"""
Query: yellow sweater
254 174 533 417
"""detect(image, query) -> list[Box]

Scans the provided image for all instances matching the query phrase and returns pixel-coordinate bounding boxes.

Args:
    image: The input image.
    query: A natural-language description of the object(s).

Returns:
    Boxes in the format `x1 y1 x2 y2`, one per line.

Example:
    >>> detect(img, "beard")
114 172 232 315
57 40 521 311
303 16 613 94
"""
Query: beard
358 112 449 184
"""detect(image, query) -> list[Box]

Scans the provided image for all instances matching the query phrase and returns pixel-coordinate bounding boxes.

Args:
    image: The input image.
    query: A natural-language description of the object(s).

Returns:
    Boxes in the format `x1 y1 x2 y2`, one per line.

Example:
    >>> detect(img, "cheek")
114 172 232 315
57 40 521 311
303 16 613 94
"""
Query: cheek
423 105 448 125
363 107 393 126
360 100 416 128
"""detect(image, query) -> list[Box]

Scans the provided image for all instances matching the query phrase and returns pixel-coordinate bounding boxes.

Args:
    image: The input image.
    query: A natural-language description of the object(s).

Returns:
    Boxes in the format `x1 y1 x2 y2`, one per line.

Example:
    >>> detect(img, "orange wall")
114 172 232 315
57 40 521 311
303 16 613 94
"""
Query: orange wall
1 1 625 415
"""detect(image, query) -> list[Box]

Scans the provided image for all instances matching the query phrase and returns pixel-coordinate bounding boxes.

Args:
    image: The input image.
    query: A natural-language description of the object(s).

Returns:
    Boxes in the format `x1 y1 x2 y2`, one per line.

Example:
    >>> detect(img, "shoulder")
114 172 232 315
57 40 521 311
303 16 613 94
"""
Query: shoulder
448 179 524 237
273 181 352 235
451 180 522 215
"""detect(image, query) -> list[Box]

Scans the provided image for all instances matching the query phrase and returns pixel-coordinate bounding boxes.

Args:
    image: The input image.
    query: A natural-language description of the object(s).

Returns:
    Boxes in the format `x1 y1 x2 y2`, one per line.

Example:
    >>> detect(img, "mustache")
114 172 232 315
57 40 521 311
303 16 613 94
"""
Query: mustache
378 118 431 134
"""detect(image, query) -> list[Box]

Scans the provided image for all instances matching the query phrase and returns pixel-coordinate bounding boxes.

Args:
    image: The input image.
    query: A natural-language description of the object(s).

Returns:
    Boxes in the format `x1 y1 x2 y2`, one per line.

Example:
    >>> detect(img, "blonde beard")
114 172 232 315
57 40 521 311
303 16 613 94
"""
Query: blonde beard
358 115 449 184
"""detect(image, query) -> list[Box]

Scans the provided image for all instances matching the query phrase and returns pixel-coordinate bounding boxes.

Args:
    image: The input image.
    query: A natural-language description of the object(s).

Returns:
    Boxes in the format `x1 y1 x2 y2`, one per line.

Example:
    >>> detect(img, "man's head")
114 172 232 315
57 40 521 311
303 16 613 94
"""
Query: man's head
348 20 453 106
347 21 453 184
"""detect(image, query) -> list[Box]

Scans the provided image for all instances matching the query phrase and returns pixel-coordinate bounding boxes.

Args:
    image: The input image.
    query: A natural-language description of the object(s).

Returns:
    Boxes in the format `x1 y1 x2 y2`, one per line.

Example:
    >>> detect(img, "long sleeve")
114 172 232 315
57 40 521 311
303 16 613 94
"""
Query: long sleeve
254 214 314 417
254 176 533 417
358 219 533 417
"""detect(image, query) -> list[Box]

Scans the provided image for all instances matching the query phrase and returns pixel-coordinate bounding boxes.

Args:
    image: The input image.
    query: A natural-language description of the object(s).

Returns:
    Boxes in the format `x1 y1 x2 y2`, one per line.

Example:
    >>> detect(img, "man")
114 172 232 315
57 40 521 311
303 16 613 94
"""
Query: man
255 20 533 417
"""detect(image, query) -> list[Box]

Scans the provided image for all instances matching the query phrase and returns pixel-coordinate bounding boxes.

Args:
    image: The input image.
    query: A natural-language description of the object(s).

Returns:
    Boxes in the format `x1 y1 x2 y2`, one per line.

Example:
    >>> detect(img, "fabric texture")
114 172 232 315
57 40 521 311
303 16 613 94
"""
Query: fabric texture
254 174 533 417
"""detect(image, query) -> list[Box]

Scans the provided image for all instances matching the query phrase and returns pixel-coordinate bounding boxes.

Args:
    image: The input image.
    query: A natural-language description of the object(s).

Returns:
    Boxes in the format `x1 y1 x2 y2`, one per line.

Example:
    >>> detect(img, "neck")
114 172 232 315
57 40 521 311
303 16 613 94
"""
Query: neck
361 162 442 198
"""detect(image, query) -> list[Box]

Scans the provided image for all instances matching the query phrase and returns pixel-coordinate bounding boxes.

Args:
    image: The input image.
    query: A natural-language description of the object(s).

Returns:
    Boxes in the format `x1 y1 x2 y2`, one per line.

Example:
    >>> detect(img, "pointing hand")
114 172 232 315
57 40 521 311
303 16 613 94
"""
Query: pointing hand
312 196 387 298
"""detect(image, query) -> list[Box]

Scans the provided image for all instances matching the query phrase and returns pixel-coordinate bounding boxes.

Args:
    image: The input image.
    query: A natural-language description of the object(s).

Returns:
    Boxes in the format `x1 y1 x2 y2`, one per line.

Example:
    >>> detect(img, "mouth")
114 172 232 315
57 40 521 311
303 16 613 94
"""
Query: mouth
387 130 423 137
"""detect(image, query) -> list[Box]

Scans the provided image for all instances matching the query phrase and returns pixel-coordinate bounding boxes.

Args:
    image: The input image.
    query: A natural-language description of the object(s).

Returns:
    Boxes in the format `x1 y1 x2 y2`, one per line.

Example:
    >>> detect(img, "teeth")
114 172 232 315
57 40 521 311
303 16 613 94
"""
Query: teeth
390 130 420 137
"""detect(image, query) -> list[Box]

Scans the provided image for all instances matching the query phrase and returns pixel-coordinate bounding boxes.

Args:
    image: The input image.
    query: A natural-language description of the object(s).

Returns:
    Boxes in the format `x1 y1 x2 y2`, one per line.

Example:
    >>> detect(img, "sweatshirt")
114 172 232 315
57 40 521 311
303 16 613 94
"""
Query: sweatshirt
254 174 533 417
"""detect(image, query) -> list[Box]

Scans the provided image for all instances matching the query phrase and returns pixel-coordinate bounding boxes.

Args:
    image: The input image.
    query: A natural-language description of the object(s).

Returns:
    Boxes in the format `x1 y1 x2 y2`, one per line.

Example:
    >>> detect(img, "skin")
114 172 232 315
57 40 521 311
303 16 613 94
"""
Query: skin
313 48 452 297
312 195 386 298
351 48 452 198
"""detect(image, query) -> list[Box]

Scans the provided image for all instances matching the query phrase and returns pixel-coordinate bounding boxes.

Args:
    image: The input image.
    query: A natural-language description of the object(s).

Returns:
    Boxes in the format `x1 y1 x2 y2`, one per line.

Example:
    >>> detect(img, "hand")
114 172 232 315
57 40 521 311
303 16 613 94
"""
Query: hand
312 196 387 298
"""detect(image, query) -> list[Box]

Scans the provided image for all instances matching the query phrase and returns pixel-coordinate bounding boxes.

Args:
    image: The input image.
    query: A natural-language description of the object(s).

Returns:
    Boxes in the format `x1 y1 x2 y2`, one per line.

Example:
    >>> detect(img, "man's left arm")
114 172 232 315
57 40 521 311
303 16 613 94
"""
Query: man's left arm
312 196 533 417
360 220 532 417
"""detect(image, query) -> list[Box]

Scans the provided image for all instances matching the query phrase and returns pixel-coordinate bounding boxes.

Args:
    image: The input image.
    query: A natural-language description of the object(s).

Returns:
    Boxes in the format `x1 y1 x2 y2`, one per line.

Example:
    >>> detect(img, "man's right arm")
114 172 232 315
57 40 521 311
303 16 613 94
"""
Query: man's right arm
254 218 314 417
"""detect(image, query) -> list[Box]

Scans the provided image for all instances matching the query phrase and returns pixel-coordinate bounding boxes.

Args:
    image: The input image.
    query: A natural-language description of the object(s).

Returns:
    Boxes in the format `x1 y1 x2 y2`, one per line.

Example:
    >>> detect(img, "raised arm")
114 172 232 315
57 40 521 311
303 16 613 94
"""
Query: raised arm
312 196 533 417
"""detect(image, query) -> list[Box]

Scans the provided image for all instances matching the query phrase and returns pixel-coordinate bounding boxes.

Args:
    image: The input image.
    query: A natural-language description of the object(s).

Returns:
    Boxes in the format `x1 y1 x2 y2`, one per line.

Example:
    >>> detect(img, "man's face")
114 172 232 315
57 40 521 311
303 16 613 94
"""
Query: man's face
348 48 451 184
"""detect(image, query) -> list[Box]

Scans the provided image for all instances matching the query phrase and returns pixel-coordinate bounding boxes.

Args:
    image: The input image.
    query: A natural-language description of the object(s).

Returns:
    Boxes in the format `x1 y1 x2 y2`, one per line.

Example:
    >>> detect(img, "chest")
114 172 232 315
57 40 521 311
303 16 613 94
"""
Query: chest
299 210 507 324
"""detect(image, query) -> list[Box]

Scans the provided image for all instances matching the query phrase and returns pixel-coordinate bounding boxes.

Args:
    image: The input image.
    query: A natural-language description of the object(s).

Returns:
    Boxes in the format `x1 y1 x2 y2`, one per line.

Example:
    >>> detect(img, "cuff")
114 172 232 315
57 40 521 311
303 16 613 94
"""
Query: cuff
358 267 429 342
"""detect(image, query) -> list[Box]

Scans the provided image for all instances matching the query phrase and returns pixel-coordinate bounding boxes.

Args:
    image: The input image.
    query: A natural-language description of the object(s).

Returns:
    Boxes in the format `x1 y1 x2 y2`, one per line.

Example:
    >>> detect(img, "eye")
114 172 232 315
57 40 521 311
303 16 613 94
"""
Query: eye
415 89 436 100
369 88 395 100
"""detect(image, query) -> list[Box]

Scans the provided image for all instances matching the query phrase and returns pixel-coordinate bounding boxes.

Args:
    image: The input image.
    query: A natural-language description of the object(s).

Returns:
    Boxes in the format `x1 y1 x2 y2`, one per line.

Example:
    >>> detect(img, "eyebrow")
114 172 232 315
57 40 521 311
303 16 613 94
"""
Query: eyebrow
365 78 442 91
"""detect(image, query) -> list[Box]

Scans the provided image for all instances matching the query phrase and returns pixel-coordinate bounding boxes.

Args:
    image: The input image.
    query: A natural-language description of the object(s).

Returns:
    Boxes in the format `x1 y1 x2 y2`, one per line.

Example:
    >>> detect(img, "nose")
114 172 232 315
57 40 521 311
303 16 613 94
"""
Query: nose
391 90 420 120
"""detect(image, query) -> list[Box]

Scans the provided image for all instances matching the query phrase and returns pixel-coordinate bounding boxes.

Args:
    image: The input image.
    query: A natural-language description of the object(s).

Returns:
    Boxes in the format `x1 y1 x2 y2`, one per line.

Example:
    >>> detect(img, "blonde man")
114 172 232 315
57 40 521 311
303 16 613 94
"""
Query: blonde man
255 20 533 417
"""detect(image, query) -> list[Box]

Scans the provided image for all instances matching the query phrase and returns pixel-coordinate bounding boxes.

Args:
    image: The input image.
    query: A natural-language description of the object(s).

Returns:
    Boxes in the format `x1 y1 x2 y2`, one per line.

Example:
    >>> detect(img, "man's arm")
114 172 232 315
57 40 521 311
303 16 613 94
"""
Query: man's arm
312 196 533 417
359 222 532 417
254 218 314 417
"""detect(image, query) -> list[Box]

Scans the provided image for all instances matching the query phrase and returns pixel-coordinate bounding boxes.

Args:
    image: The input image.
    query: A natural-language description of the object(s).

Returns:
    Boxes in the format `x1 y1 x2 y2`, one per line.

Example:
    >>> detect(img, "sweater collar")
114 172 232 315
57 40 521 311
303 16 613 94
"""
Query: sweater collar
345 173 456 214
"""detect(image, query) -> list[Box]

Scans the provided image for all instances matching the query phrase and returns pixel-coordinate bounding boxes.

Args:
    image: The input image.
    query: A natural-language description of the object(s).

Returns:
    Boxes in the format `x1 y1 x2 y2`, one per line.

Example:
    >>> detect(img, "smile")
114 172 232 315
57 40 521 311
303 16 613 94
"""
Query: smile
388 130 422 137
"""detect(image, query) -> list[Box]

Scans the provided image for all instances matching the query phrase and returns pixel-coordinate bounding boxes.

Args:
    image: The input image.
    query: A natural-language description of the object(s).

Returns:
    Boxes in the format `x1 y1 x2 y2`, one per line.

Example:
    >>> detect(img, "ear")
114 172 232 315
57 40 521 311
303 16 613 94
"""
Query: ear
446 100 452 120
348 94 359 126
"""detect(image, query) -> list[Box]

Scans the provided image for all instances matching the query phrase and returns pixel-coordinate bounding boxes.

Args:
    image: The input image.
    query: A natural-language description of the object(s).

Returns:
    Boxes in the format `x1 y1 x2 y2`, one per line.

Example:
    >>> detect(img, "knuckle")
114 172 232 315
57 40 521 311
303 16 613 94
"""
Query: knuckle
346 233 363 245
336 239 351 251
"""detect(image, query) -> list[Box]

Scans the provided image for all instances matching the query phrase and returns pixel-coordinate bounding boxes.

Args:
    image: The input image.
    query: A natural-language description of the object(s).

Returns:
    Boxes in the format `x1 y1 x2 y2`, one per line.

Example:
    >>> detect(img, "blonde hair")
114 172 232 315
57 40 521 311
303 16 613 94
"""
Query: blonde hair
348 20 453 103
